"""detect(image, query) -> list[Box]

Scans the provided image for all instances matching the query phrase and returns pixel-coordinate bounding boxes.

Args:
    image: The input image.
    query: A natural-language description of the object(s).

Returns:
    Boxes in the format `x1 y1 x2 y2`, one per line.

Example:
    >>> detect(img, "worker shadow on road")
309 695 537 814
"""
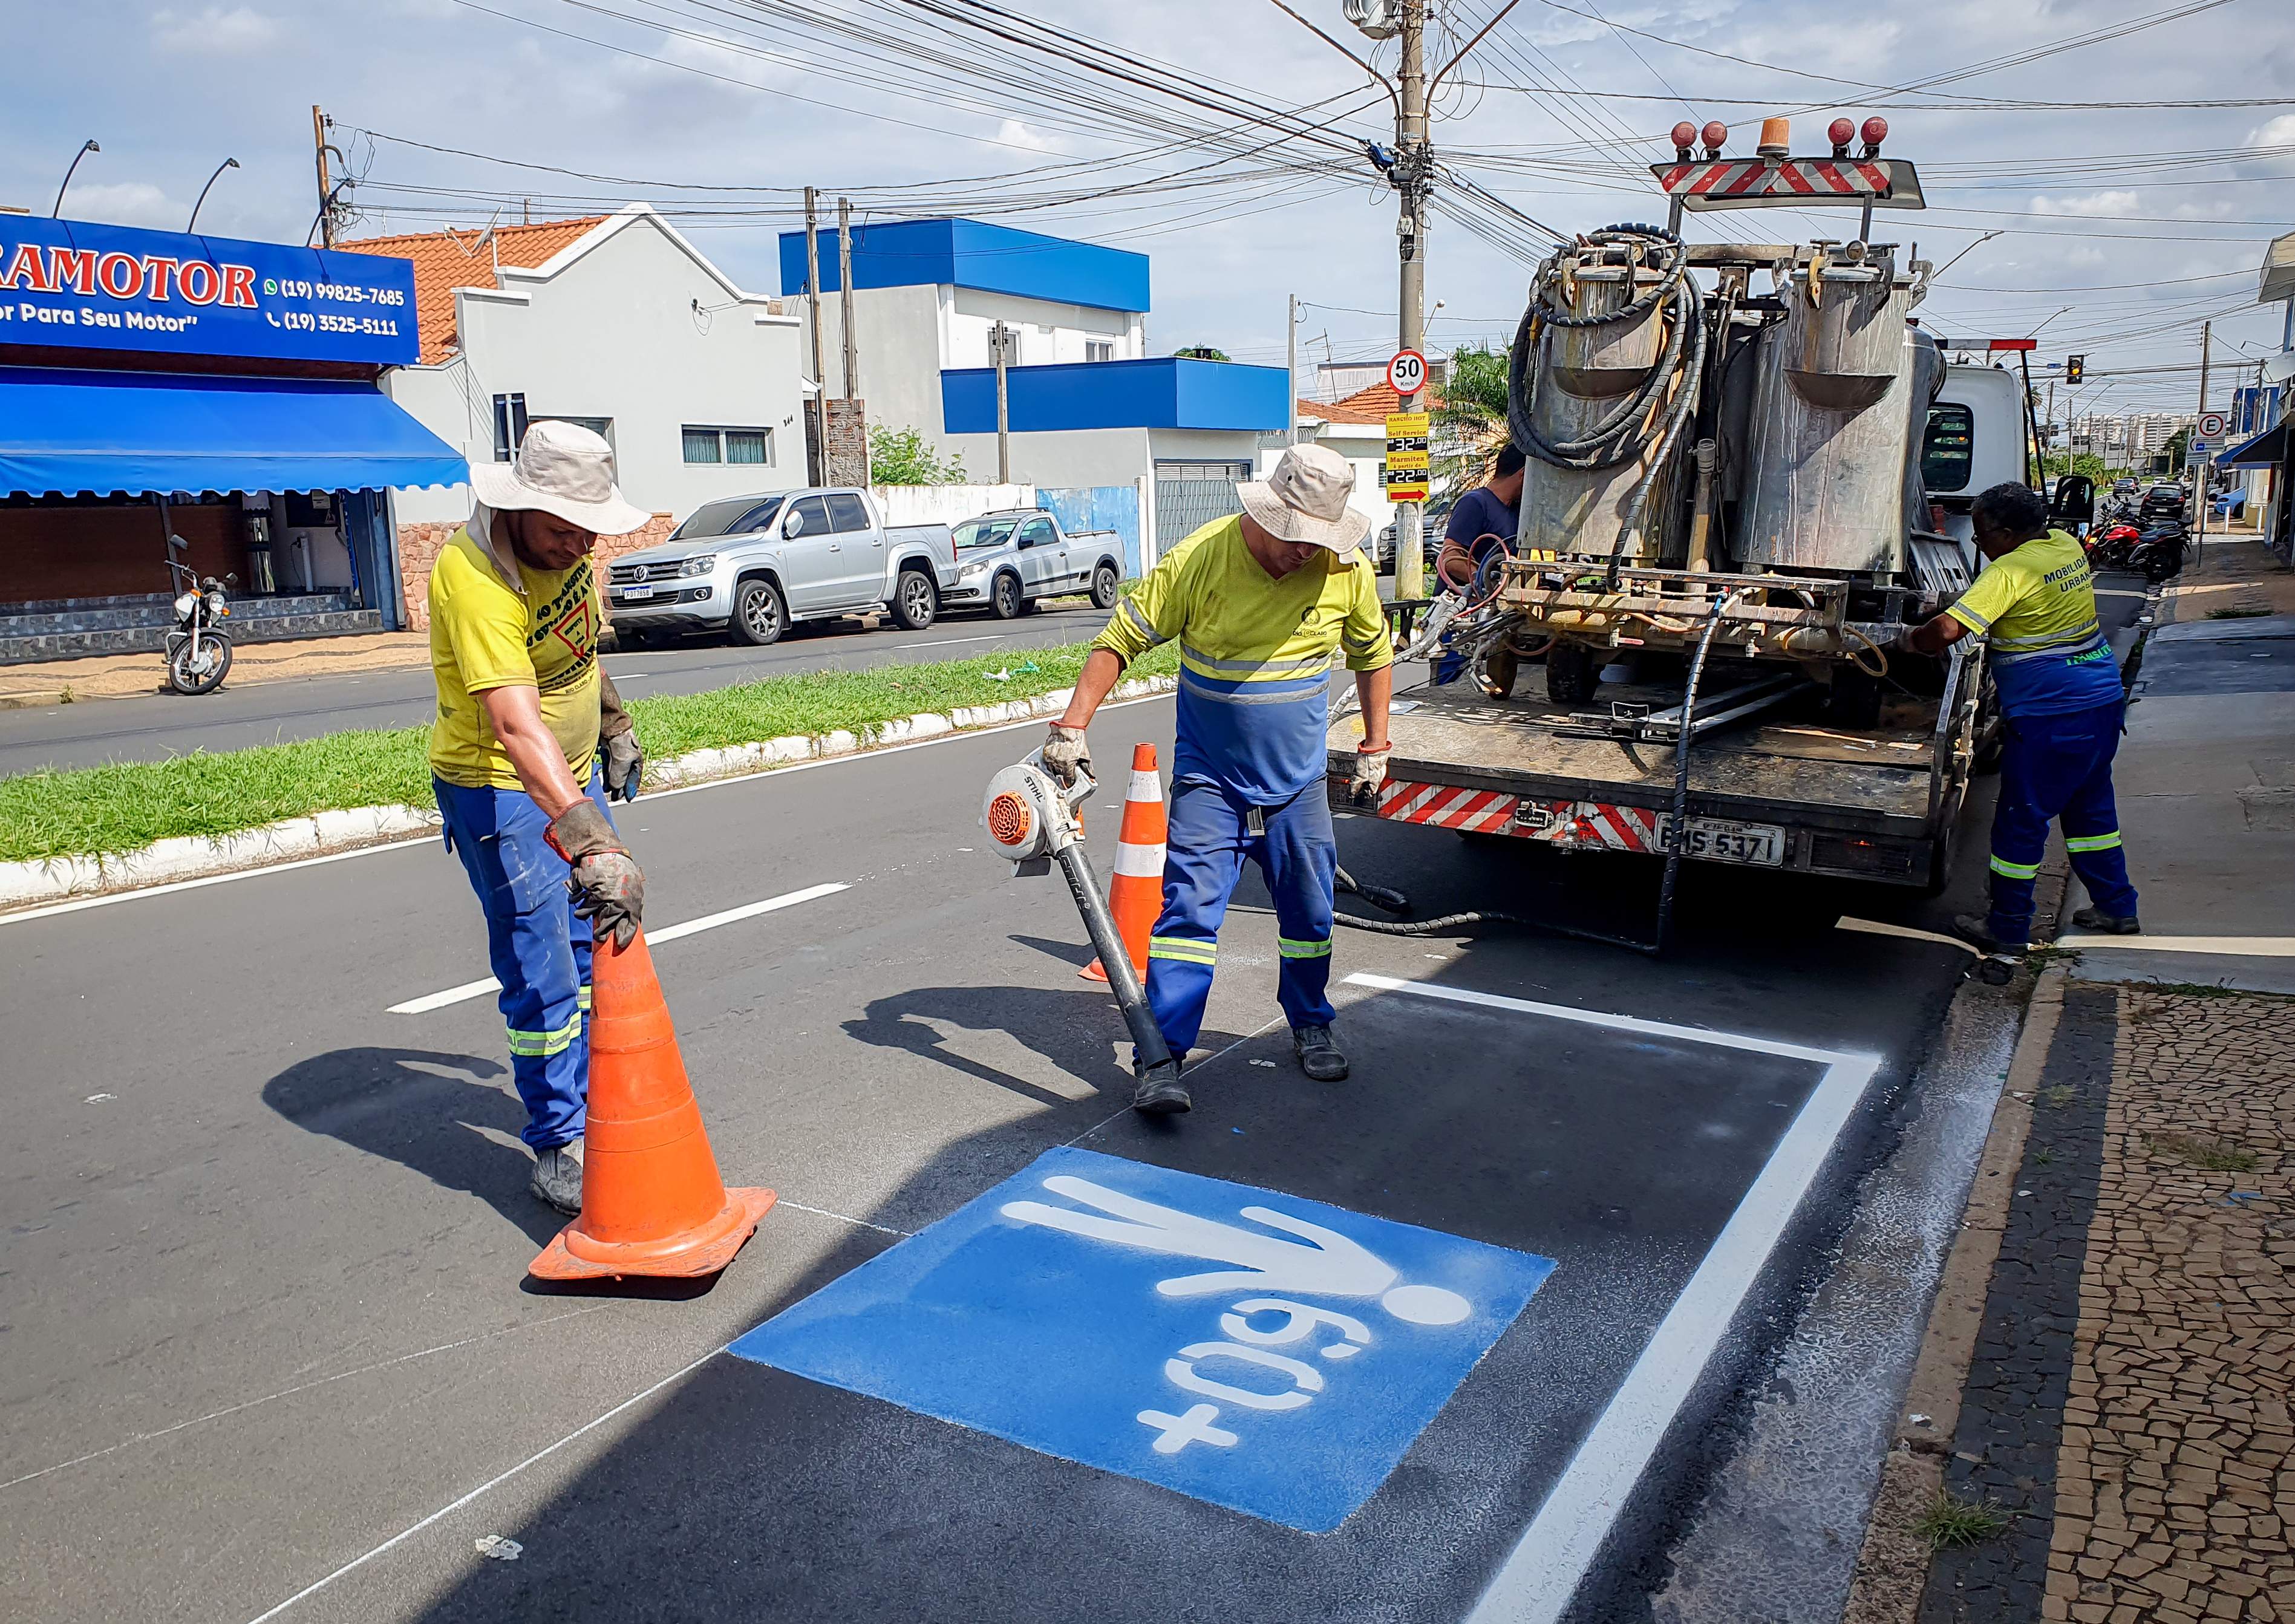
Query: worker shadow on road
261 1046 566 1247
841 982 1252 1112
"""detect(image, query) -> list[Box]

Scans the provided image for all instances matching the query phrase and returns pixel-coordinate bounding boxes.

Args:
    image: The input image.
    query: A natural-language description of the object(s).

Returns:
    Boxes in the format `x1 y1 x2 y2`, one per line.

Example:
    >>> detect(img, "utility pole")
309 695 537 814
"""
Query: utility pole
310 105 336 248
1287 293 1300 448
993 319 1013 484
2195 319 2212 561
803 186 826 484
837 196 859 400
1392 0 1431 601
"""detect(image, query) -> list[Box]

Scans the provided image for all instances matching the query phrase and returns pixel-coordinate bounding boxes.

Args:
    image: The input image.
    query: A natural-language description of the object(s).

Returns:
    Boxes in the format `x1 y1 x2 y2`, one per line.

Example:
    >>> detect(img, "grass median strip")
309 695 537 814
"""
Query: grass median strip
0 638 1175 864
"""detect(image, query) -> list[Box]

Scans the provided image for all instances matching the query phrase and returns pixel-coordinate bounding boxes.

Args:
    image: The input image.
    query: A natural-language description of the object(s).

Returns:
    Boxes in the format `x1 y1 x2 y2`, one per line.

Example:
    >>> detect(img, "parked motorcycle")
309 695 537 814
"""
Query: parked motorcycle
165 561 236 695
2127 524 2189 583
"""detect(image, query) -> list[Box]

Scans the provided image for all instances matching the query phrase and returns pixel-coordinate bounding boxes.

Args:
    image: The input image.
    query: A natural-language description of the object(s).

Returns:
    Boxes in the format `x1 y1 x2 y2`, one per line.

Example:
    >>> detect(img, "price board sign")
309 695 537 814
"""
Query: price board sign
1384 446 1431 501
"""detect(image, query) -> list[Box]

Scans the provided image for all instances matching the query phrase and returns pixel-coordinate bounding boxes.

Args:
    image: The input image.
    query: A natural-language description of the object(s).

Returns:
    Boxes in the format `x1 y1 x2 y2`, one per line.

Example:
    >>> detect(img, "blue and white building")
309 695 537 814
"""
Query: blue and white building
783 218 1291 558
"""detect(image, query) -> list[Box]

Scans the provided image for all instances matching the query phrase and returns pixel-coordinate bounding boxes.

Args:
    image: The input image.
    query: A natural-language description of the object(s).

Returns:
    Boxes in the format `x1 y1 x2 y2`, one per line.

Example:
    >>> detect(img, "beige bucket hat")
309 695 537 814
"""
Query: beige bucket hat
470 419 652 536
1238 443 1373 555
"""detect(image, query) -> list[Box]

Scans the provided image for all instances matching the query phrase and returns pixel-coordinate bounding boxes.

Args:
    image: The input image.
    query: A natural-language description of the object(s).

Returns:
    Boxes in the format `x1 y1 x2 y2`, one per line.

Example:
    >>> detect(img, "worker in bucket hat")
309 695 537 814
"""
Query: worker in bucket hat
1044 442 1396 1115
428 420 653 1215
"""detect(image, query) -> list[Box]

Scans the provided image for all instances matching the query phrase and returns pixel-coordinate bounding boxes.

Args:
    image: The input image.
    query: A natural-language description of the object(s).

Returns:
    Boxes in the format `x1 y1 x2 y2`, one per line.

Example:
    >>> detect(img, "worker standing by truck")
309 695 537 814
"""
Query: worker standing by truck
1040 444 1395 1115
1907 481 2141 954
1432 442 1528 696
428 422 652 1214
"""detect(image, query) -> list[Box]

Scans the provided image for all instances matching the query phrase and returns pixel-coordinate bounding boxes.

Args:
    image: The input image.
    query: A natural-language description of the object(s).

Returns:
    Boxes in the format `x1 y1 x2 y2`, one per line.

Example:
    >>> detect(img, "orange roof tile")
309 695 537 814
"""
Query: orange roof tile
338 217 607 365
1307 379 1446 425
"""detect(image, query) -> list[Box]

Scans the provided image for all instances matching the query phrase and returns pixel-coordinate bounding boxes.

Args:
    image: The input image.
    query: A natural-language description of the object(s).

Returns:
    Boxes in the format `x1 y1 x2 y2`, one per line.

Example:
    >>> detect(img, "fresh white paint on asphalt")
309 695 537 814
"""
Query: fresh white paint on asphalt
386 882 850 1013
0 694 1173 930
1335 974 1882 1624
2058 933 2294 956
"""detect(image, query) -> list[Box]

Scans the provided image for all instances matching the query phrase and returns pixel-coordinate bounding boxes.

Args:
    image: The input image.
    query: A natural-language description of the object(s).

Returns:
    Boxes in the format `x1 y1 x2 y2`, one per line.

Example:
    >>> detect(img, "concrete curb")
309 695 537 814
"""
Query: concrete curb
0 676 1174 913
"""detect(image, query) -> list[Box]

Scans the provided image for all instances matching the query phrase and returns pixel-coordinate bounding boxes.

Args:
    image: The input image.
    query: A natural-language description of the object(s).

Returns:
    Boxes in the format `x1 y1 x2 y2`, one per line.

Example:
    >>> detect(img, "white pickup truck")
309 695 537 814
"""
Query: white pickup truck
942 508 1126 619
604 488 956 646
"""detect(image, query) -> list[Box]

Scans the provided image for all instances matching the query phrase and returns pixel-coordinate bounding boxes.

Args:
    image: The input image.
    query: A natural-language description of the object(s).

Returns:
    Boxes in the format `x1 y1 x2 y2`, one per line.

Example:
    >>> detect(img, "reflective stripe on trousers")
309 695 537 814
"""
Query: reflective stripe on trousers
1985 700 2139 944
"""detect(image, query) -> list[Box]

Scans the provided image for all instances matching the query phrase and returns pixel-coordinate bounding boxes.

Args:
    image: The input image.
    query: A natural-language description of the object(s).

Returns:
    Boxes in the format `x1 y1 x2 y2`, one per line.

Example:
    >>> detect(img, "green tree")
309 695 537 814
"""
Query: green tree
1431 342 1513 493
1172 345 1231 362
869 423 968 486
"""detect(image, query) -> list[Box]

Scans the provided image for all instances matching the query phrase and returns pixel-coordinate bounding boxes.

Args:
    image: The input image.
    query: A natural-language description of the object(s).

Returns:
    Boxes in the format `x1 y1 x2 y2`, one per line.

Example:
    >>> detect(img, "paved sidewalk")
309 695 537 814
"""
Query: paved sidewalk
0 630 430 707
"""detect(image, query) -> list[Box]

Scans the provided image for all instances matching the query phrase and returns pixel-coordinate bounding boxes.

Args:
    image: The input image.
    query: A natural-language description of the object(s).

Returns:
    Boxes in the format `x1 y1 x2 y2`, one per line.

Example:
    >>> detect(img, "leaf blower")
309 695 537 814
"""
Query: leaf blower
980 752 1181 1090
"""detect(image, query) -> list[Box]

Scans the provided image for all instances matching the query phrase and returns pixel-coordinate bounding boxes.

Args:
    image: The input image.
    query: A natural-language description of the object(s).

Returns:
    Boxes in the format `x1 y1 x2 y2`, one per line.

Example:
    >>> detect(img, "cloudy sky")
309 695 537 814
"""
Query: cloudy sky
7 0 2290 428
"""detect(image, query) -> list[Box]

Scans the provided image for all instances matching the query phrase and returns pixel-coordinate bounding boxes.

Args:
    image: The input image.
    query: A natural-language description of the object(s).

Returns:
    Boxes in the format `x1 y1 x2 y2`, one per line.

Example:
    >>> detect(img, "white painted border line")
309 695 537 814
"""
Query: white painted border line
0 693 1174 930
387 882 849 1013
1336 974 1881 1624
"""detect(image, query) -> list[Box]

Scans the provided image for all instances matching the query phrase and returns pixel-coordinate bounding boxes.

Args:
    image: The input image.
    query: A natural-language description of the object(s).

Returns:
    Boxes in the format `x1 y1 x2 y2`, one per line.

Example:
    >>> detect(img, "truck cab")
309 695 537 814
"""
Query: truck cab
606 488 956 646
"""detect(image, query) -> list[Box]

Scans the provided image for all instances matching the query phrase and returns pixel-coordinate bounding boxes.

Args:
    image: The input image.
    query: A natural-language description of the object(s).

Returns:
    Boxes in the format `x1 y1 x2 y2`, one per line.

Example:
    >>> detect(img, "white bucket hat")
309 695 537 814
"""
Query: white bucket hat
1237 443 1372 555
469 419 652 537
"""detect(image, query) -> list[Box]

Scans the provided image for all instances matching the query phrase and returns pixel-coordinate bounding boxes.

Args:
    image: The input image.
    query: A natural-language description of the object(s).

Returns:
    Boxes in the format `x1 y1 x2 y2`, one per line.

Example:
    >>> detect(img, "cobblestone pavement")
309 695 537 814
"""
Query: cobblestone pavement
1910 983 2295 1624
2046 988 2295 1623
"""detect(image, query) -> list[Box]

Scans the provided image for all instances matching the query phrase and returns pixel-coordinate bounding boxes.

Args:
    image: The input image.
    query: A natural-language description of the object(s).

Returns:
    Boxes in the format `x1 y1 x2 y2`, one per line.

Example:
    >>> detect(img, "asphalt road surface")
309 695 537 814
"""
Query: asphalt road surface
1 584 2146 1623
0 602 1111 777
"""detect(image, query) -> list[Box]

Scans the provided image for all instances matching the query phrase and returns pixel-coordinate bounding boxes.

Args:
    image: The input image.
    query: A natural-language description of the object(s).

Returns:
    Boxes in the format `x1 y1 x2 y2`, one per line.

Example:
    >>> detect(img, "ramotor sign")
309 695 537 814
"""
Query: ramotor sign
0 216 418 368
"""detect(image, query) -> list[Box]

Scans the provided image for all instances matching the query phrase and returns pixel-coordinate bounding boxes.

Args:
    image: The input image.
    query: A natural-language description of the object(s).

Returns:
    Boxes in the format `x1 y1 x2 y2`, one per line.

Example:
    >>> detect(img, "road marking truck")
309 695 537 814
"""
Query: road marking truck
1327 117 2066 945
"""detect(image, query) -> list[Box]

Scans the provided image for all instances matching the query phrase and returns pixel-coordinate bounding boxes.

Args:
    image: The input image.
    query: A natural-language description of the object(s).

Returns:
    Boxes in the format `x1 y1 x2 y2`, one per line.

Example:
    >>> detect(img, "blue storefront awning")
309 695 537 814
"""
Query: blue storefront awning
0 365 468 497
2219 417 2287 469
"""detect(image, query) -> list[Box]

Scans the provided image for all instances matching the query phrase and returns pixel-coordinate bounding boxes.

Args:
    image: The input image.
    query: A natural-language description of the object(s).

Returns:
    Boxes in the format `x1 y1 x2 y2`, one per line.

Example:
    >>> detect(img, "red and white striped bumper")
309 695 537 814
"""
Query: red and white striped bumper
1367 778 1670 853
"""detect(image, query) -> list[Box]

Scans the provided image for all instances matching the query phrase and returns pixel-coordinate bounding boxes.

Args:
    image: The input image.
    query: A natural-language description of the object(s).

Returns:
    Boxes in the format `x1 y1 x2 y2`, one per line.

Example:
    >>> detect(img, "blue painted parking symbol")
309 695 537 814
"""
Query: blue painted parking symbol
730 1147 1555 1531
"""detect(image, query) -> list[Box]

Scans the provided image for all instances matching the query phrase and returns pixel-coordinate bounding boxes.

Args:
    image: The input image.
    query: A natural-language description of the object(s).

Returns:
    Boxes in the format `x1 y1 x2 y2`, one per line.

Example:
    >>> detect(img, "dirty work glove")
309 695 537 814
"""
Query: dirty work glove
1042 724 1092 789
1350 743 1391 806
545 800 645 951
601 729 644 802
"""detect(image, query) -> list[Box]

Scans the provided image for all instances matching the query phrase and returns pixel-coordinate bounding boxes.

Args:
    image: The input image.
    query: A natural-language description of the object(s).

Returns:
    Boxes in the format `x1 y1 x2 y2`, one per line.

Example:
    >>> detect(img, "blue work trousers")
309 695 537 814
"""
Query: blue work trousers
1146 780 1337 1060
1985 700 2139 947
434 766 613 1150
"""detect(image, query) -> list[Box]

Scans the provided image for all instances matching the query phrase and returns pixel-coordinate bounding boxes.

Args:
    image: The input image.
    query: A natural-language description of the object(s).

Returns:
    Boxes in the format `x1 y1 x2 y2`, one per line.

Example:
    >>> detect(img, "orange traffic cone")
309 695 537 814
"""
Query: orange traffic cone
529 929 775 1280
1082 743 1167 984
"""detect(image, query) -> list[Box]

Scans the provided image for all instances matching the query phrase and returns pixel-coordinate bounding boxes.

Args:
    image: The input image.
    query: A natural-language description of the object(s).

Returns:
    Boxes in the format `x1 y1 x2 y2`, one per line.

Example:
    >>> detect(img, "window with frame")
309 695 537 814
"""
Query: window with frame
536 415 613 449
1921 405 1976 492
824 492 870 532
1086 340 1114 363
682 425 774 466
783 495 833 538
491 393 528 461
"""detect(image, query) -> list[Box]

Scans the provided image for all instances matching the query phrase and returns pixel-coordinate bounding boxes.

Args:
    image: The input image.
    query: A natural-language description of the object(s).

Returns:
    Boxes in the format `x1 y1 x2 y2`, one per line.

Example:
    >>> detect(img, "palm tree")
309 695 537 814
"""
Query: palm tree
1431 342 1511 493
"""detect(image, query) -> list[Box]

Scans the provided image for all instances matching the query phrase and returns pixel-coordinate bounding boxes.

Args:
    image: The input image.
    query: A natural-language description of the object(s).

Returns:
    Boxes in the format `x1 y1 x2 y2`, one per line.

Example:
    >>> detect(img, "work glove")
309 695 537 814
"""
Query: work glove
1042 723 1092 789
1350 743 1391 806
598 672 642 801
545 800 646 951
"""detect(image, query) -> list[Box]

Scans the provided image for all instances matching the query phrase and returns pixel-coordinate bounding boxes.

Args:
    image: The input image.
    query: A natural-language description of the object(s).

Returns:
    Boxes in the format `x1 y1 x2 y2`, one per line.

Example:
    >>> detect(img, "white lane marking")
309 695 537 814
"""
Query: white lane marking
1836 915 1982 956
2059 933 2294 957
1337 974 1881 1624
779 1200 913 1238
0 693 1172 929
242 1345 726 1624
387 882 849 1013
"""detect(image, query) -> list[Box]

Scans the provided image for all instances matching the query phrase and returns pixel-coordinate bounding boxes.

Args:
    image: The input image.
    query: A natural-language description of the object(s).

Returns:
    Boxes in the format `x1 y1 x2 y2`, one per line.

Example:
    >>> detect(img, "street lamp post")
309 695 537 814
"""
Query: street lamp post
51 140 99 218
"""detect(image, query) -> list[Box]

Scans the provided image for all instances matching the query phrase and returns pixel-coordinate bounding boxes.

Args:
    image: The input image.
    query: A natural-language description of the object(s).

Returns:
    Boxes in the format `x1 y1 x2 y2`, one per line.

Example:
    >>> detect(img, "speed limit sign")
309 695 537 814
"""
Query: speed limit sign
1386 348 1428 398
2196 410 2227 440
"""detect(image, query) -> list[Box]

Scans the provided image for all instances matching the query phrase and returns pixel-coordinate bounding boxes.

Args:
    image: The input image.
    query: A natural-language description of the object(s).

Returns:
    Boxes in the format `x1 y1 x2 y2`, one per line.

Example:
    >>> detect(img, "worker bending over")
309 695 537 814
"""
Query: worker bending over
1043 443 1394 1115
428 422 651 1213
1907 480 2140 954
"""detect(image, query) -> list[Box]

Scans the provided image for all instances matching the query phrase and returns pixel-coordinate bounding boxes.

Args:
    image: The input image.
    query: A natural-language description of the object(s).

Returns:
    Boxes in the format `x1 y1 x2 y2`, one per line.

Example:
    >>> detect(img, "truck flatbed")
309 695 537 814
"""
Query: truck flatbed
1327 669 1971 887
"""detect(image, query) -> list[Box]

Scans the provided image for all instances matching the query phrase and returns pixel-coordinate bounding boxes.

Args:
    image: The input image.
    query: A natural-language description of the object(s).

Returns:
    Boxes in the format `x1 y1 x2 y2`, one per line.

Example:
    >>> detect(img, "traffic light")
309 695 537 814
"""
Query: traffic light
2066 354 2086 384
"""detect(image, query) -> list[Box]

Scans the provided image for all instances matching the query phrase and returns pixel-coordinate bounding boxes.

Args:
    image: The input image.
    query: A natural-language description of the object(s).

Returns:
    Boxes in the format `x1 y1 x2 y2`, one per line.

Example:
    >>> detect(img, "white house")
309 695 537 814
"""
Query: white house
340 205 810 624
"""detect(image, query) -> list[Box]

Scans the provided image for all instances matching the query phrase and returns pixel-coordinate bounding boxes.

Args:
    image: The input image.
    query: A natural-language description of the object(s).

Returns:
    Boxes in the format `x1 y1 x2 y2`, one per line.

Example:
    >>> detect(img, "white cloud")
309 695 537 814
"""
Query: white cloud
2029 191 2141 219
2250 114 2295 149
151 7 281 53
995 119 1063 154
57 181 185 230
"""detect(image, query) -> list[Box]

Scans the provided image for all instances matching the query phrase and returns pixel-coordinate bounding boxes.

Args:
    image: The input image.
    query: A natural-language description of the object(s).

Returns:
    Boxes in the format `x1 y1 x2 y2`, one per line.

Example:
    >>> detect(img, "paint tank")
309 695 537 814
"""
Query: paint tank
1519 264 1685 564
1737 252 1924 575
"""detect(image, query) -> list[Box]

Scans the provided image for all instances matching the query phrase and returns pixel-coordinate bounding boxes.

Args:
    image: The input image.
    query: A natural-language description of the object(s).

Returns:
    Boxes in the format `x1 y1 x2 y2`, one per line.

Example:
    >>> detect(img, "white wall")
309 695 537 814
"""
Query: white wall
383 212 809 528
870 483 1033 527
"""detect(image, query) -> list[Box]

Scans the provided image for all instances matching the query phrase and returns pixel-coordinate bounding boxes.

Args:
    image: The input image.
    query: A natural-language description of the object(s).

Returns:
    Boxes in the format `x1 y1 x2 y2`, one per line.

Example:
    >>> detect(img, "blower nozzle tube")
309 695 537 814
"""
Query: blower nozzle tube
1055 843 1176 1075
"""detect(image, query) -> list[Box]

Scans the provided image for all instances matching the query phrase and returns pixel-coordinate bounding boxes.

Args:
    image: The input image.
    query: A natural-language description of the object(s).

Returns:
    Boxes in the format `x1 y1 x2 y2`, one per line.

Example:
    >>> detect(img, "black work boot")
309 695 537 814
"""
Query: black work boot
2072 905 2141 935
1131 1060 1191 1115
529 1142 584 1215
1292 1025 1350 1081
1952 913 2029 956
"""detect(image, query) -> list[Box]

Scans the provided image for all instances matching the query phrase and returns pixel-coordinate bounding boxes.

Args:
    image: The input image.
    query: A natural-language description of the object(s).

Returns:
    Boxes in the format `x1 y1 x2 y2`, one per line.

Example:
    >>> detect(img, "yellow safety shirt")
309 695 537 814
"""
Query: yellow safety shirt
427 523 602 789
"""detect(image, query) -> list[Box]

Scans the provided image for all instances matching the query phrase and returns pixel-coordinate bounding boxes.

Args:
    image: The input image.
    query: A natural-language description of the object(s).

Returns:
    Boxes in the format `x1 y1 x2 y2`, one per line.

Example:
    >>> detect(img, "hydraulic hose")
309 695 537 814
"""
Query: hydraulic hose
1507 224 1693 475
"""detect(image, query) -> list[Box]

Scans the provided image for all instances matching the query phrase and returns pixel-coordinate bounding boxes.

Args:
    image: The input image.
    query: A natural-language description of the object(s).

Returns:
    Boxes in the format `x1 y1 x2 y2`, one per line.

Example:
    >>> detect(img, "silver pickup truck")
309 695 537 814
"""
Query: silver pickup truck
944 509 1126 619
604 488 955 645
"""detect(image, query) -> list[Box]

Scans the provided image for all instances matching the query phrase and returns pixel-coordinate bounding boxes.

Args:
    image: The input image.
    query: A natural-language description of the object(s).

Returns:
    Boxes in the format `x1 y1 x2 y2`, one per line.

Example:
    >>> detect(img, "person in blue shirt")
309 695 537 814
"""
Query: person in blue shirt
1907 481 2140 953
1433 443 1525 694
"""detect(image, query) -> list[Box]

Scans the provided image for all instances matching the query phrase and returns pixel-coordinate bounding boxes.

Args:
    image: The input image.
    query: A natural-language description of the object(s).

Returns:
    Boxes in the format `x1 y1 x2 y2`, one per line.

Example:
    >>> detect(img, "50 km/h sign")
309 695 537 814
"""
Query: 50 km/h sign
1387 349 1428 399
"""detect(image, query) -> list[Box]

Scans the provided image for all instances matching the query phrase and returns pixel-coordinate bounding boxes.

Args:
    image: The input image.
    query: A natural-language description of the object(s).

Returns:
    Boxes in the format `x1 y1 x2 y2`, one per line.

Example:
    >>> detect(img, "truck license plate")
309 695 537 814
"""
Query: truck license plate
1664 817 1784 867
616 585 655 601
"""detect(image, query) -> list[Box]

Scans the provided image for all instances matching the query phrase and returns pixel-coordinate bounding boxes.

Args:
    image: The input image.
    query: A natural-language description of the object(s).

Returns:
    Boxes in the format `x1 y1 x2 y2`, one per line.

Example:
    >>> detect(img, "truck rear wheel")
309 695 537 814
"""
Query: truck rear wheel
1546 641 1600 705
892 569 938 631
